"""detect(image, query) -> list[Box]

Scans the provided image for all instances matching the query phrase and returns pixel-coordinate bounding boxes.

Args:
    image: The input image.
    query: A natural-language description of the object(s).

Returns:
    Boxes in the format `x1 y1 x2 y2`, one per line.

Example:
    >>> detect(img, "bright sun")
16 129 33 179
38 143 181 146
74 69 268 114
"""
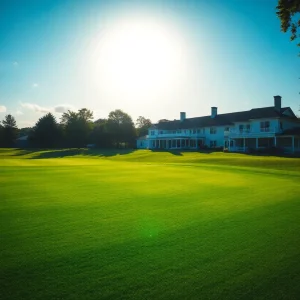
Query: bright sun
92 18 186 97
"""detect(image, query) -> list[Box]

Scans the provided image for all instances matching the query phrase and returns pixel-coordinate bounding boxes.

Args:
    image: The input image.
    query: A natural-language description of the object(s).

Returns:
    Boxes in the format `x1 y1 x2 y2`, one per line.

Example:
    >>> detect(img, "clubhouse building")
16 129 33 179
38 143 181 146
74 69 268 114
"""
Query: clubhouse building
137 96 300 153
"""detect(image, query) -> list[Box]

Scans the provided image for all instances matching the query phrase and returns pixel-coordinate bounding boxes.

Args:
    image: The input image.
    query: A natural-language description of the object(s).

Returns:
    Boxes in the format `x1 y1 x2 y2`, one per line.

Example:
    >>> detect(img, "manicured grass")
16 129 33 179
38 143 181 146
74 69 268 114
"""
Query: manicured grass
1 149 300 299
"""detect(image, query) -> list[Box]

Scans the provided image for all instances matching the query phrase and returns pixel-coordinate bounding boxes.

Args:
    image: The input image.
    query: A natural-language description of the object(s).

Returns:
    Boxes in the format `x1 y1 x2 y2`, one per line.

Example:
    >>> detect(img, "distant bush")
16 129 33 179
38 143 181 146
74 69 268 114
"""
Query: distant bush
214 147 223 152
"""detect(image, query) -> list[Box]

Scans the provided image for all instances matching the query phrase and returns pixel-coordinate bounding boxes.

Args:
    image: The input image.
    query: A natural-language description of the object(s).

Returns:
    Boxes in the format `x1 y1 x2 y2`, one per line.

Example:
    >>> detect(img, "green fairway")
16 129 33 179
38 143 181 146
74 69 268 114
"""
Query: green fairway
1 149 300 299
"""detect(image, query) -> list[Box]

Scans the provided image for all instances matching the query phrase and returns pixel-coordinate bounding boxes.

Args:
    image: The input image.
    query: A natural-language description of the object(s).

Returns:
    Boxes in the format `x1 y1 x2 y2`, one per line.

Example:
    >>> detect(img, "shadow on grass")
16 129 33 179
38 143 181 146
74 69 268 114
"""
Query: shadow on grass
149 149 223 156
11 149 36 156
149 149 183 156
150 147 300 158
8 147 300 159
10 148 137 159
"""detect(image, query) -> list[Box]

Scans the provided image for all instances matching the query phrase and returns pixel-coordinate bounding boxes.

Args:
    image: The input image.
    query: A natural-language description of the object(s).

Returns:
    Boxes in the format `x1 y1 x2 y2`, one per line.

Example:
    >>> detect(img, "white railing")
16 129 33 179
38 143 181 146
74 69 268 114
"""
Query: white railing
149 132 205 138
228 127 282 137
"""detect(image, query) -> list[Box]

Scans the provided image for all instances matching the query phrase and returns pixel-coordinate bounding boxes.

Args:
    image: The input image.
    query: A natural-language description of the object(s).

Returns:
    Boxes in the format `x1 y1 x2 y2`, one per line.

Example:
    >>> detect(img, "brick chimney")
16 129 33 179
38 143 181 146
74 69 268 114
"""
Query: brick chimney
274 95 281 112
211 107 217 118
180 112 186 122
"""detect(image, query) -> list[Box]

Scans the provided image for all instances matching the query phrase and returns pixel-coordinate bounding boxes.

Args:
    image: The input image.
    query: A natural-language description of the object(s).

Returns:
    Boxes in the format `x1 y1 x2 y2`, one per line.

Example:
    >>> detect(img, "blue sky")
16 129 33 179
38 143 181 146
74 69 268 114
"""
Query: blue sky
0 0 299 127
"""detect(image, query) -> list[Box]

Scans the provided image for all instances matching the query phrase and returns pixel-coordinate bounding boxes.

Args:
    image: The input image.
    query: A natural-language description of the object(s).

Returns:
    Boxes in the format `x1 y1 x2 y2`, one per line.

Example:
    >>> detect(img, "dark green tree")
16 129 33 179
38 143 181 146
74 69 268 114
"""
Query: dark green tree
1 114 18 147
61 109 94 147
136 116 152 137
78 108 93 121
107 109 136 148
276 0 300 52
30 113 62 148
18 127 33 138
90 118 112 148
0 124 4 147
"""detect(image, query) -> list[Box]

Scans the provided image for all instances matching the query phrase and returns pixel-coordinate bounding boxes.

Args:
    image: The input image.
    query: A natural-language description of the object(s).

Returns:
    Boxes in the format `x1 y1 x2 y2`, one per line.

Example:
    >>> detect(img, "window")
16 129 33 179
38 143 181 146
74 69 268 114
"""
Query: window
224 127 230 132
225 140 234 148
193 129 196 134
210 140 217 148
239 124 251 132
210 127 217 134
150 130 155 136
260 121 270 132
177 130 181 134
197 129 201 134
159 130 163 134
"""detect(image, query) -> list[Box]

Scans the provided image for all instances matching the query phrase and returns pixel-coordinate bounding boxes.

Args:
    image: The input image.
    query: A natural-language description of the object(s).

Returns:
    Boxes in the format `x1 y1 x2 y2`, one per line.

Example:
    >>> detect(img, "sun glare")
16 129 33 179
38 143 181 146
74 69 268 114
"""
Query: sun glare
91 18 186 98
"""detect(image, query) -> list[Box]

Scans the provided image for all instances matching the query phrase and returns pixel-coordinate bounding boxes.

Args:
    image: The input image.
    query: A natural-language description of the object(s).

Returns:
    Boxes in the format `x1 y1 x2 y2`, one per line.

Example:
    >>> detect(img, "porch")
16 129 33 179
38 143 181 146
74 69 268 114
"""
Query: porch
228 136 300 153
149 138 205 150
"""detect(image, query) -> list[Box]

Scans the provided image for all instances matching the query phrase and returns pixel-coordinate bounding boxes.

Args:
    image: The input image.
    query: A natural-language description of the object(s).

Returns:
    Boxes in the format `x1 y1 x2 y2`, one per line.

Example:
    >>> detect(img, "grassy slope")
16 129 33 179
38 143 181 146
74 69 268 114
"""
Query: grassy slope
1 149 300 299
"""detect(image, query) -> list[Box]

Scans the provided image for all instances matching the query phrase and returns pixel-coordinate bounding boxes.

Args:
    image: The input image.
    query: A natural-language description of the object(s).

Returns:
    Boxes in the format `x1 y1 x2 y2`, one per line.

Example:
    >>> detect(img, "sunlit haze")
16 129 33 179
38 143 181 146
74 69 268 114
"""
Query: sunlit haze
91 17 187 96
0 0 299 127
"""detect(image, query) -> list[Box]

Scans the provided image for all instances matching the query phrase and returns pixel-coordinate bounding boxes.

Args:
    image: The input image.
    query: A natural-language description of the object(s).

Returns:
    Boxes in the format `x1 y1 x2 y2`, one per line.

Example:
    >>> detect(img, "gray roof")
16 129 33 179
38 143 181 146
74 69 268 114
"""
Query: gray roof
155 107 297 130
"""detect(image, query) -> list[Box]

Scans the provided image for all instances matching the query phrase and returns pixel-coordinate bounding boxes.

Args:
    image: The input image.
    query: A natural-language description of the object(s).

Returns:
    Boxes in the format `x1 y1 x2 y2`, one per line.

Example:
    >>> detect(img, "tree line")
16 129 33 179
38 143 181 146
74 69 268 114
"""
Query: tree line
0 109 152 148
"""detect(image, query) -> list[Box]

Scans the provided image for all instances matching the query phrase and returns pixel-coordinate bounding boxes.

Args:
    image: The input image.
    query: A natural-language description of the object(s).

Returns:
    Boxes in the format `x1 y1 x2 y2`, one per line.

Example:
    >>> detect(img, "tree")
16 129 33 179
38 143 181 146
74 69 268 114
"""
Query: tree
136 116 152 137
107 109 136 148
276 0 300 51
30 113 62 148
1 114 18 147
0 124 4 147
90 118 112 148
60 109 94 147
60 110 78 125
18 127 33 138
77 108 93 122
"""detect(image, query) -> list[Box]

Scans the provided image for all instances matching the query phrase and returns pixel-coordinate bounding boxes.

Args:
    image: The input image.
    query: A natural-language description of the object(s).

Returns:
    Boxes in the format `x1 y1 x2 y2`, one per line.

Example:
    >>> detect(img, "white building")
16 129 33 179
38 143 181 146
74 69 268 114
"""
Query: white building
136 96 300 153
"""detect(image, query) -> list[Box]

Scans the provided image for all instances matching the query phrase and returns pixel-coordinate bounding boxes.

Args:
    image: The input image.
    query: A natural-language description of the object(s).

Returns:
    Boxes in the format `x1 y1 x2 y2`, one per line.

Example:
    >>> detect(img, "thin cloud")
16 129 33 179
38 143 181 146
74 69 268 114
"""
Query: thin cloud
13 61 19 67
20 102 75 114
0 105 7 113
54 104 75 113
21 102 52 113
32 83 39 88
16 110 23 116
19 120 34 128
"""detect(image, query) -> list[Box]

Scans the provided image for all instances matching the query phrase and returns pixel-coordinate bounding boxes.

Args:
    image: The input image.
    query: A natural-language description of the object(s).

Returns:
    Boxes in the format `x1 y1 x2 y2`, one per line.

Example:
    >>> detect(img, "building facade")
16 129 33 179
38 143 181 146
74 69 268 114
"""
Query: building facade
136 96 300 153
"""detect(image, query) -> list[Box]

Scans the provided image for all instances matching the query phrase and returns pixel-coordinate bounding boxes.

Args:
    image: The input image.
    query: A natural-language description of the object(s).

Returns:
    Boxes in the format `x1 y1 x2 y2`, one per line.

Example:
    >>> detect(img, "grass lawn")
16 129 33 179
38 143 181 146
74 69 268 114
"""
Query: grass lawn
1 148 300 299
